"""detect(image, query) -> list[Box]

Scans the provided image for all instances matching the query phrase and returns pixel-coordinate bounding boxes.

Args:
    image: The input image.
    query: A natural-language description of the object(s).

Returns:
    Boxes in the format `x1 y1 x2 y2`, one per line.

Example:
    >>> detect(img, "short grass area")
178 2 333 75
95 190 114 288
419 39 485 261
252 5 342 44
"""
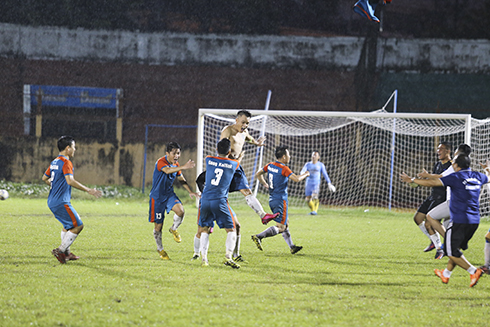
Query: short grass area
1 188 489 326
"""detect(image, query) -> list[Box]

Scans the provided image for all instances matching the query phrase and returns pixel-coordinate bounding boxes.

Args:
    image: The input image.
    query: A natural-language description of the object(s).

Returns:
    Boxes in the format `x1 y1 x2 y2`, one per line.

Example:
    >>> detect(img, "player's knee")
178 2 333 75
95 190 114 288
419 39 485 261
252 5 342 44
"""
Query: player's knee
240 189 252 196
485 232 490 242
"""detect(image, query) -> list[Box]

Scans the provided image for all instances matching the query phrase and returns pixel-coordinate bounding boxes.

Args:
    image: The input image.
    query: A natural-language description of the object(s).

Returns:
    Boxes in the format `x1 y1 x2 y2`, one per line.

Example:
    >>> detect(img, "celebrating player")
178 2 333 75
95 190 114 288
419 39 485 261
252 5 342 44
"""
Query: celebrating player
197 138 241 268
401 154 490 287
148 142 199 260
251 146 310 254
300 151 336 215
42 135 103 264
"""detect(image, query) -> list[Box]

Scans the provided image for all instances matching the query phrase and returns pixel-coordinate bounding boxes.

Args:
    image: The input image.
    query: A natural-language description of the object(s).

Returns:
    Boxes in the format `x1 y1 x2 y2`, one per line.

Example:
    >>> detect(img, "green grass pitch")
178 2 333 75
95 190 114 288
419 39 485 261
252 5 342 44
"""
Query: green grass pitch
1 194 489 326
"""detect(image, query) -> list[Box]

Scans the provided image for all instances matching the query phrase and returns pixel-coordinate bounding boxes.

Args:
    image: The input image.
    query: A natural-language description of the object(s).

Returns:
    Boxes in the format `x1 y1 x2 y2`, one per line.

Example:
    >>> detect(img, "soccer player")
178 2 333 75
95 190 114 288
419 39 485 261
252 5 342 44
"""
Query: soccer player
148 141 199 260
300 151 336 215
198 138 241 268
251 146 310 254
408 142 452 259
401 154 490 287
418 144 472 240
42 135 102 264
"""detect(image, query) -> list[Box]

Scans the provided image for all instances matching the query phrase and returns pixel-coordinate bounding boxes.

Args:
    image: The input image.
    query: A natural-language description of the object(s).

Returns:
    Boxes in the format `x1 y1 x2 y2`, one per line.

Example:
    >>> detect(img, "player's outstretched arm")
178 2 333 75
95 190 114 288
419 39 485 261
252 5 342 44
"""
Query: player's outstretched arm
289 171 310 183
178 176 200 199
65 175 102 198
400 172 443 188
417 168 442 179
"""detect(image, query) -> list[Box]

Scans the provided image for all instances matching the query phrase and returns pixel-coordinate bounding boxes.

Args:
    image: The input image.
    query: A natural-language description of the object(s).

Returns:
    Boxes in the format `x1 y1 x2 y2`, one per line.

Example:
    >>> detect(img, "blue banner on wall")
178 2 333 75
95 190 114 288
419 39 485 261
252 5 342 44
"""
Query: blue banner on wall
30 85 118 109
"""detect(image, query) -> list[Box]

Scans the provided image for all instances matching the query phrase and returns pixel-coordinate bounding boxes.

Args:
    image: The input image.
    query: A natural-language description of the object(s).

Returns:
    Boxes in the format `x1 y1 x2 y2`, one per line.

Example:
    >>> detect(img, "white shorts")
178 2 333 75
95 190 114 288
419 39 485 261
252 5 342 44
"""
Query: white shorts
427 200 450 221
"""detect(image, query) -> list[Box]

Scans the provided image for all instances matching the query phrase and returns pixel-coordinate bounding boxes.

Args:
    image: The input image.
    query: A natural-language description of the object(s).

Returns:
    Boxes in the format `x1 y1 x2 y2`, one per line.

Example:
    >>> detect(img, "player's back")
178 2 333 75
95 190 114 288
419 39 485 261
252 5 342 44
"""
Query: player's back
45 156 73 207
264 161 292 201
202 156 239 200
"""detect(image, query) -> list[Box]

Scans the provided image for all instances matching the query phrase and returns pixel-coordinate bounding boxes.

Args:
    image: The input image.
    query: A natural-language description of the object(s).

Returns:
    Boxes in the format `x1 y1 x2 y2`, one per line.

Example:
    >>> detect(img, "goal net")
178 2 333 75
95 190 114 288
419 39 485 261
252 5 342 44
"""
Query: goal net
197 107 490 214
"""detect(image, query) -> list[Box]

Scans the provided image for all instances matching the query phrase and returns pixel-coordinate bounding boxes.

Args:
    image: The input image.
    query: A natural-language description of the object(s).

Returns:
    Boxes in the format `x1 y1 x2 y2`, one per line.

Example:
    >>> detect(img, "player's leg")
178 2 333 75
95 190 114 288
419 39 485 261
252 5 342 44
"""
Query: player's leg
252 200 283 250
192 227 201 260
231 210 245 262
51 204 83 264
169 198 184 243
312 190 320 214
480 230 490 274
217 200 240 269
414 198 434 251
149 198 169 259
199 228 210 266
305 183 315 214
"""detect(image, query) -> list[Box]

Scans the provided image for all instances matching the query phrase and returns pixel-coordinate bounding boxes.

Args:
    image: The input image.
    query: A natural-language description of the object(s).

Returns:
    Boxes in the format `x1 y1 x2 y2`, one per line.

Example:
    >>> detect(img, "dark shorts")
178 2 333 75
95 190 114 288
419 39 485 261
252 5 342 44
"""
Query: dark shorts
229 165 250 193
444 222 479 258
417 196 445 215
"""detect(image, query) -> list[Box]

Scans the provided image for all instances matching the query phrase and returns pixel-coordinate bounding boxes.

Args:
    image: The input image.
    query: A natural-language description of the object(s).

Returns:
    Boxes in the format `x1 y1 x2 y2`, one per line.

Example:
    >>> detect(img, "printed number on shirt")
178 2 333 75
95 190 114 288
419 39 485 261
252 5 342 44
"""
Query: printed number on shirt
49 171 55 188
268 174 274 189
211 168 224 186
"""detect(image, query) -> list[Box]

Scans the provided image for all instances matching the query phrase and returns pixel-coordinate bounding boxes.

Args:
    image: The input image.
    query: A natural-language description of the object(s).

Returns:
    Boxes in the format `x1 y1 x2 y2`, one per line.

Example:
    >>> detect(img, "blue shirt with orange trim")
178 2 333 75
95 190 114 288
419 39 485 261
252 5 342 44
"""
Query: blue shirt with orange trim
44 155 74 207
263 161 293 202
202 156 239 200
149 156 182 201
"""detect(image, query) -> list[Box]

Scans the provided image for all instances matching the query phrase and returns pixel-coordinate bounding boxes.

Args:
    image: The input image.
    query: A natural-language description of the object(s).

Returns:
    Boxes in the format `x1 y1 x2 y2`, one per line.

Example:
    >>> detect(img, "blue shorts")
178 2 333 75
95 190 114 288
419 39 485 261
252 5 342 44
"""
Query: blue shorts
269 198 289 225
198 198 236 229
49 203 83 230
305 182 320 197
229 165 250 193
148 194 181 224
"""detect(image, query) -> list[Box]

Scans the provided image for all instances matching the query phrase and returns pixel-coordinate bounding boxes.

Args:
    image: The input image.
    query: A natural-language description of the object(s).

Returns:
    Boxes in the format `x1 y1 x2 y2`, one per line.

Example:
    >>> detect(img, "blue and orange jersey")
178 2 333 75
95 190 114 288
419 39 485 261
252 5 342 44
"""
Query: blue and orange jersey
44 155 74 207
263 161 293 201
149 156 182 201
202 156 239 200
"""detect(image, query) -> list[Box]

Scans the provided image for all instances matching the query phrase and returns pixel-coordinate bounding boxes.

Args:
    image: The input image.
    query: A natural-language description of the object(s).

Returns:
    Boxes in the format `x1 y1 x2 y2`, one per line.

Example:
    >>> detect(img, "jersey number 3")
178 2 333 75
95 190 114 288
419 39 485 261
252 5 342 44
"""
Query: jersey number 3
211 168 224 186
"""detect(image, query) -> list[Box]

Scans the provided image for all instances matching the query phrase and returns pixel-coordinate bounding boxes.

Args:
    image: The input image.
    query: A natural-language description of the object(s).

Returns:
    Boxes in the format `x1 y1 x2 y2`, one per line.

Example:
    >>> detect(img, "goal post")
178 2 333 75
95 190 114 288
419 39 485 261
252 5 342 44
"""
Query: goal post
197 107 490 213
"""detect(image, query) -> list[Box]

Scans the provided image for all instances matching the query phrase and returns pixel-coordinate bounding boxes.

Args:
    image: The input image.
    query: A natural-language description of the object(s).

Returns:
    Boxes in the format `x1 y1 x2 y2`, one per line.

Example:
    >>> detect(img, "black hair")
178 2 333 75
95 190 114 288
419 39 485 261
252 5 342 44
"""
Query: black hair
166 142 181 153
440 141 452 154
217 138 231 155
455 154 471 169
57 135 75 152
275 146 288 159
237 110 252 118
457 143 471 155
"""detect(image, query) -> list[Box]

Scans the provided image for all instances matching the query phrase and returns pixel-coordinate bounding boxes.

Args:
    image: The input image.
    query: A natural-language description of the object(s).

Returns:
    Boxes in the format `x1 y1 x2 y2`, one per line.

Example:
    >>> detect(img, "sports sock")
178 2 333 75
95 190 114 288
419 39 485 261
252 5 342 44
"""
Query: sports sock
245 194 266 218
485 241 490 267
307 201 315 212
200 232 210 262
194 234 201 256
233 234 241 257
257 226 279 239
171 214 184 230
418 222 431 239
59 231 78 253
443 269 452 278
153 230 163 251
225 231 237 260
282 228 294 248
467 265 477 275
429 233 443 250
61 231 70 253
313 199 320 212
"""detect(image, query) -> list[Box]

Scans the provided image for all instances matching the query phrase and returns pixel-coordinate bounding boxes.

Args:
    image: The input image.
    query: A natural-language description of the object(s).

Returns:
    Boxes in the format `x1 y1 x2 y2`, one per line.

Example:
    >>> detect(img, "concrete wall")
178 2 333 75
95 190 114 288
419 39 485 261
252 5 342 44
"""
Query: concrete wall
0 137 197 189
1 23 490 73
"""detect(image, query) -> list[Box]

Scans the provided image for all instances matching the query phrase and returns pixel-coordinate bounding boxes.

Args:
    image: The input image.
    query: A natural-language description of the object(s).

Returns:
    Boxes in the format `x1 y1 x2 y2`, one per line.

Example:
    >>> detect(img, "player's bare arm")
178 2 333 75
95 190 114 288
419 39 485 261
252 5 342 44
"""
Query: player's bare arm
162 159 196 174
289 171 310 183
400 172 443 187
65 175 102 198
42 174 51 186
178 175 200 199
417 169 442 179
256 169 269 189
480 159 490 178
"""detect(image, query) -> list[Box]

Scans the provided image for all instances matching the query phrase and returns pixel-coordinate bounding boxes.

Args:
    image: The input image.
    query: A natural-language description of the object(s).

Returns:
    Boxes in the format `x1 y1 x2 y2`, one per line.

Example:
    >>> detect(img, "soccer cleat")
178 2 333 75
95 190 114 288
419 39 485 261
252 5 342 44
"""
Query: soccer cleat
261 212 279 225
52 248 66 264
434 249 445 260
423 242 436 252
290 245 303 254
251 235 263 251
169 228 181 243
309 211 317 215
470 268 483 287
434 269 449 284
353 0 380 23
223 258 240 269
65 252 80 261
479 265 490 275
191 254 200 261
158 249 170 260
233 255 246 263
201 260 209 267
